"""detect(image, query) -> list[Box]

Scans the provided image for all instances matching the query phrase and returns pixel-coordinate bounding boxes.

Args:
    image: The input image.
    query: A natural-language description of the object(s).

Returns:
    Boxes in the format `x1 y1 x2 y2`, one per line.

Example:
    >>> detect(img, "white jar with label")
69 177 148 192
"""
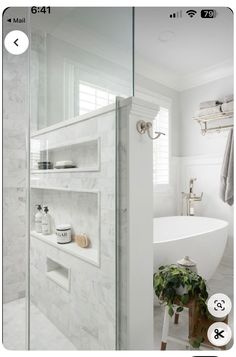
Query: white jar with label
56 224 72 244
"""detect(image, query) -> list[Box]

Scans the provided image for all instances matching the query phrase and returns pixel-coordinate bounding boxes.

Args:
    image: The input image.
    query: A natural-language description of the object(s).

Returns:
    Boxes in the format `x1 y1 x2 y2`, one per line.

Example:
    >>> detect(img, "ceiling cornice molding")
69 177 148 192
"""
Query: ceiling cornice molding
136 56 233 92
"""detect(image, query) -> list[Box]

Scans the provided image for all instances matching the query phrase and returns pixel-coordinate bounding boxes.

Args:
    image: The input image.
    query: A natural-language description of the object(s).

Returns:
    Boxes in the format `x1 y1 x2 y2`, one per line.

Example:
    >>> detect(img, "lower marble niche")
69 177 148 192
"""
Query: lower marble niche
30 187 100 265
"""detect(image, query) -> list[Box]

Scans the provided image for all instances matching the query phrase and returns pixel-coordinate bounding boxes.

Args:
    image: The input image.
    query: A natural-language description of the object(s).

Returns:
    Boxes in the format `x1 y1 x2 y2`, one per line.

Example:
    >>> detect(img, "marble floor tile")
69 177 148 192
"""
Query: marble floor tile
3 298 76 350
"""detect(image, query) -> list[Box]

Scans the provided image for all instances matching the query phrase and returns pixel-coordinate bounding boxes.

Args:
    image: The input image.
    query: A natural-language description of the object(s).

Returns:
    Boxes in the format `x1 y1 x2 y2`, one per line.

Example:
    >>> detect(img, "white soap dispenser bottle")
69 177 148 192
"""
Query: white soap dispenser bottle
35 204 43 233
42 206 51 235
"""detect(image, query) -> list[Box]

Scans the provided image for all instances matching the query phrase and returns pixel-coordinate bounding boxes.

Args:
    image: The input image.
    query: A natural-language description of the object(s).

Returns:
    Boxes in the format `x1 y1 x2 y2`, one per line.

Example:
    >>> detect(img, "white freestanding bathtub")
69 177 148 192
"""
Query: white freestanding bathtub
153 216 228 281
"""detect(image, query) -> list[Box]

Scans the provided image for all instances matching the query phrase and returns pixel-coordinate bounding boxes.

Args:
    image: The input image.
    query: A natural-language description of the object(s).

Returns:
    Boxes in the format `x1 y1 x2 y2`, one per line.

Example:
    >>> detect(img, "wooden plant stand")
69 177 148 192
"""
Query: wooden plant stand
160 298 229 350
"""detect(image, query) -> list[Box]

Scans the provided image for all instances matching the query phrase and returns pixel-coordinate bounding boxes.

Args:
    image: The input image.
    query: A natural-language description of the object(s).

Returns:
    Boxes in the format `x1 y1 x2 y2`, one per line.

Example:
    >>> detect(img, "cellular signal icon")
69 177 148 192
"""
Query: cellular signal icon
169 10 182 18
186 9 197 18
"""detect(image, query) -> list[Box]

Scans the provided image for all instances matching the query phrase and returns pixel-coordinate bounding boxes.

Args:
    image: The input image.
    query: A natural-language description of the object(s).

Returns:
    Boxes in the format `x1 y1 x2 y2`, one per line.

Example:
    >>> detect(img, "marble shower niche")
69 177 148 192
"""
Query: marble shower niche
31 136 100 173
31 188 100 266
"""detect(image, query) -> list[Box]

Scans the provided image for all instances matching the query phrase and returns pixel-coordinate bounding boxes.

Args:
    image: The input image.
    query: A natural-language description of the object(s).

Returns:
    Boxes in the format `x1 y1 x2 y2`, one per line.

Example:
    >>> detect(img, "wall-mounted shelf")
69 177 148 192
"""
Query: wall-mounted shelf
31 231 99 267
193 111 233 135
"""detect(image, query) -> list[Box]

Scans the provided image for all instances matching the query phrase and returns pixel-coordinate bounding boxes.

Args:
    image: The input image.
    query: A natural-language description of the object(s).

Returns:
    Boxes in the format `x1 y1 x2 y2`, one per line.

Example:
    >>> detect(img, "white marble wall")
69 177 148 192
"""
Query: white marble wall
30 107 116 349
3 8 29 303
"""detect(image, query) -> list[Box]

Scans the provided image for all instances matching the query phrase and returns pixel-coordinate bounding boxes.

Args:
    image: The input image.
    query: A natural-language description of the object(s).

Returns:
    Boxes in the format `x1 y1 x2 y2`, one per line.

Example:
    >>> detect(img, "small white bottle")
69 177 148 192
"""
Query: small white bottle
35 204 43 233
42 206 51 235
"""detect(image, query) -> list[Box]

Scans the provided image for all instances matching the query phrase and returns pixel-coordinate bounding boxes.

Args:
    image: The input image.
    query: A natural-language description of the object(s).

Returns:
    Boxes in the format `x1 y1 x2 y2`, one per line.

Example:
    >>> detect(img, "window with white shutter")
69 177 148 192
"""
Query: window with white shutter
79 82 116 115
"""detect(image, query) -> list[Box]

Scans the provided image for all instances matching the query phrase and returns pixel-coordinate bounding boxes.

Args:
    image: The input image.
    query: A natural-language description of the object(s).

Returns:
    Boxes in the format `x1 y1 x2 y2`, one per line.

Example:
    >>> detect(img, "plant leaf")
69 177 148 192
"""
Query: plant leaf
168 306 174 317
181 294 189 305
191 339 200 348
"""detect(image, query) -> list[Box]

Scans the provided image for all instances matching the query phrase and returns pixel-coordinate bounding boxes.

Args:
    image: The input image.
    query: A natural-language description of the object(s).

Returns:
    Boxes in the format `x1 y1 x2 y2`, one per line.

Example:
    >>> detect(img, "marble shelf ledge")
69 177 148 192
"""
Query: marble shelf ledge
31 166 100 174
31 231 99 267
30 186 99 194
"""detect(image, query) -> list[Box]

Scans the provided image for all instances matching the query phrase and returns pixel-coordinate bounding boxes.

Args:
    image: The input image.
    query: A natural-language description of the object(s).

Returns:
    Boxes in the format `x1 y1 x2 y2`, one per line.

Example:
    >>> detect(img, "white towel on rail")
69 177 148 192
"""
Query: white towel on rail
223 94 234 103
221 101 234 113
200 100 222 109
194 105 222 117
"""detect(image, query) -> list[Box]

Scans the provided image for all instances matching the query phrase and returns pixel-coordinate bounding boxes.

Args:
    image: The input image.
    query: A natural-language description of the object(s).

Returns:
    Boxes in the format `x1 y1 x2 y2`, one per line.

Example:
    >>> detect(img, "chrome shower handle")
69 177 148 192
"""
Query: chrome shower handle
136 120 165 140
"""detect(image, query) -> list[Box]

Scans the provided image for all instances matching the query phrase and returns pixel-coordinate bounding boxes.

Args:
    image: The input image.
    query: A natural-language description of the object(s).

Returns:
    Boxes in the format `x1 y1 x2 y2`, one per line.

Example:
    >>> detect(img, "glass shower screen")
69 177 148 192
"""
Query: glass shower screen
29 7 133 350
3 7 133 350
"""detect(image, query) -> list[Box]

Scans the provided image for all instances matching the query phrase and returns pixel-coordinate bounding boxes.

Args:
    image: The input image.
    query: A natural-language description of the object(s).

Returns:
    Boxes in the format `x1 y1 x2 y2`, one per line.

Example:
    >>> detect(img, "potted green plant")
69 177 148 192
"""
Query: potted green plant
153 264 210 348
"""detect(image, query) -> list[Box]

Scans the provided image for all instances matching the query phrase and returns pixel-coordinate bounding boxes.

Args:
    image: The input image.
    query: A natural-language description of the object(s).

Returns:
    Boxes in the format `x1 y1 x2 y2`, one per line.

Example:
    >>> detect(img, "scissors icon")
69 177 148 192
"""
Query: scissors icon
214 328 225 339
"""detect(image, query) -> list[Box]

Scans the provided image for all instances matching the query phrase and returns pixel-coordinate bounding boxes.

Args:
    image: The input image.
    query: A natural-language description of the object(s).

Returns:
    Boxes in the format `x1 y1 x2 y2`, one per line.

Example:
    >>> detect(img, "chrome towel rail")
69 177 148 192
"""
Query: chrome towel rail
193 112 234 135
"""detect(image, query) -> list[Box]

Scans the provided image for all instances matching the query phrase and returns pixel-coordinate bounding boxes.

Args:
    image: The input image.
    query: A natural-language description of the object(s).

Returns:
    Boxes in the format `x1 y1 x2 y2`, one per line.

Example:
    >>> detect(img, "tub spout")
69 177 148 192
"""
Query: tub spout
182 179 203 215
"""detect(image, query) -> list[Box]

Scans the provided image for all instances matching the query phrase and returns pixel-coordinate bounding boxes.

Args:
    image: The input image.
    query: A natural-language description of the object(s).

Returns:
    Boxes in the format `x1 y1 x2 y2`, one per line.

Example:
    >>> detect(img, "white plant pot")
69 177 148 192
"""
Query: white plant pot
175 286 188 296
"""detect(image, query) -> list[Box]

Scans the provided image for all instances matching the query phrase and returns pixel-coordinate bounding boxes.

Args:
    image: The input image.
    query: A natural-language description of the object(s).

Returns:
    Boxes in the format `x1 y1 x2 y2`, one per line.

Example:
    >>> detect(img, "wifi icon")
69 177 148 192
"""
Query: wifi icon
186 9 197 18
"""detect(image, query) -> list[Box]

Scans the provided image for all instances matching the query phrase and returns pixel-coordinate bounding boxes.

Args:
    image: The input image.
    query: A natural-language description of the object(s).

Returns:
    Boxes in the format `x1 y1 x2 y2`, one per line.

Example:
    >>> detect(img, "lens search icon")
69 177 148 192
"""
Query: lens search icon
207 293 232 318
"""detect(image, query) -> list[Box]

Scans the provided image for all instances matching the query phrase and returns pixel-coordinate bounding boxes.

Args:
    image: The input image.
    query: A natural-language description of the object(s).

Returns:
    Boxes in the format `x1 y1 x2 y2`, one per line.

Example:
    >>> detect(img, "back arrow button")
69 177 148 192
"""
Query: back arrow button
4 30 29 55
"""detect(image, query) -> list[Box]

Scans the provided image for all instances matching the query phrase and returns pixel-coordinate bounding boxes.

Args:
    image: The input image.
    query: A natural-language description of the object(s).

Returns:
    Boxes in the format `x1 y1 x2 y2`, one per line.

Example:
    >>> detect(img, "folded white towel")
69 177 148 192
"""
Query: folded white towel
222 94 234 103
200 100 222 109
194 105 222 117
221 101 234 113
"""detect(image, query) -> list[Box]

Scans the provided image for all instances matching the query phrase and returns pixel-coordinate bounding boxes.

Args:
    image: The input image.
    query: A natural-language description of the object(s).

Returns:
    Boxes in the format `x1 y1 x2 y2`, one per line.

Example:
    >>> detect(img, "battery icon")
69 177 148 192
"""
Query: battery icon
201 9 217 18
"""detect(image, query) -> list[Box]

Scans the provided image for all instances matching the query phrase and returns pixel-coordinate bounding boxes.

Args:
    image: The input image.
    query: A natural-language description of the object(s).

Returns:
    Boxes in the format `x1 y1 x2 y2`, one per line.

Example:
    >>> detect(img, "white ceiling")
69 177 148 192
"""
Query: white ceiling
135 7 233 90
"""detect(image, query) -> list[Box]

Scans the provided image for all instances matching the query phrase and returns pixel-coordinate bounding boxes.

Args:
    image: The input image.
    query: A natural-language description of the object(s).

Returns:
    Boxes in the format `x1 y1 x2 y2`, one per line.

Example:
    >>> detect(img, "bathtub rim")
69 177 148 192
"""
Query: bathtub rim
153 216 229 244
